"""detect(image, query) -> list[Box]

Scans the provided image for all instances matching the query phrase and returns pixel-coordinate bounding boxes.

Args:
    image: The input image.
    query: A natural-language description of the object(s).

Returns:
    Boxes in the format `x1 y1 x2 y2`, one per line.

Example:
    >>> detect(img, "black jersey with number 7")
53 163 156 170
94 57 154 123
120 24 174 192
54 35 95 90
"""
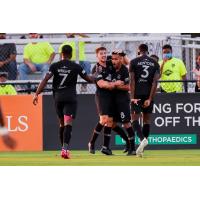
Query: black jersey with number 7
48 59 87 101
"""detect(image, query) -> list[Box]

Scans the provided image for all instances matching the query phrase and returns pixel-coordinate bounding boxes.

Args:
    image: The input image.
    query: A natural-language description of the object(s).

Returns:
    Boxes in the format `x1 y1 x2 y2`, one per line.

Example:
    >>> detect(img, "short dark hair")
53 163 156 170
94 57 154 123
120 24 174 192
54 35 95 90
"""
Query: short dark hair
95 47 107 54
162 44 172 51
138 44 148 53
150 54 159 61
62 45 72 57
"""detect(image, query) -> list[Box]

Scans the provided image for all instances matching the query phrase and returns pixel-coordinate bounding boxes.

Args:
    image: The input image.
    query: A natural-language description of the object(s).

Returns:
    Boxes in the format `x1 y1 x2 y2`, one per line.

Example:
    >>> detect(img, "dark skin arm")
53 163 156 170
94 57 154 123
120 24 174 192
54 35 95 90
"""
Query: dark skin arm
144 73 160 108
182 74 188 92
130 71 140 104
33 73 53 105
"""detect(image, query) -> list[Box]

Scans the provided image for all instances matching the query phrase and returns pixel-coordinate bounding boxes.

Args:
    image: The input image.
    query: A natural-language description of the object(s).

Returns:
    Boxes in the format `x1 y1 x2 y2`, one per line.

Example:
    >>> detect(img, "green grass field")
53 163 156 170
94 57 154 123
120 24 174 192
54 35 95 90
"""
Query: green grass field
0 149 200 166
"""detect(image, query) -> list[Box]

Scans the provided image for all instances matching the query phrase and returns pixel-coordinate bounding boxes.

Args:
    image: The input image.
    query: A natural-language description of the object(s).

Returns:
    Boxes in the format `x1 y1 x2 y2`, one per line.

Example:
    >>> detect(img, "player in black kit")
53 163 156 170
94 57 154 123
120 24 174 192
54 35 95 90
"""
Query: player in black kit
33 45 92 159
129 44 160 157
88 47 130 155
111 51 136 155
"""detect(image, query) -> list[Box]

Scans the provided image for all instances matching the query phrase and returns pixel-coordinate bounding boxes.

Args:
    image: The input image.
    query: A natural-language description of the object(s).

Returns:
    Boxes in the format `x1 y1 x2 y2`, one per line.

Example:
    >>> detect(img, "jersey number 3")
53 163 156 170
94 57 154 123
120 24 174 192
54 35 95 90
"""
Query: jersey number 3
141 65 150 78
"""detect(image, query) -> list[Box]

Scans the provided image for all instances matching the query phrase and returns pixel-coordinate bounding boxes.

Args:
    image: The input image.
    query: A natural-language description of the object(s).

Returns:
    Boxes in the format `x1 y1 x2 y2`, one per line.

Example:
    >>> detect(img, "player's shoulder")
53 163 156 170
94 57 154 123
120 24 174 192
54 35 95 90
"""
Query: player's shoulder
121 65 129 72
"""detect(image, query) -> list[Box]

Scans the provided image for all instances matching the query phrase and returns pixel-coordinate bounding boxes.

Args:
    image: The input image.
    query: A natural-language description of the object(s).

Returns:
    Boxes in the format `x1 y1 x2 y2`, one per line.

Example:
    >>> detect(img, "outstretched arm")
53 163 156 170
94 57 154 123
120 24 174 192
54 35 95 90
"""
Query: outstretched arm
33 73 53 105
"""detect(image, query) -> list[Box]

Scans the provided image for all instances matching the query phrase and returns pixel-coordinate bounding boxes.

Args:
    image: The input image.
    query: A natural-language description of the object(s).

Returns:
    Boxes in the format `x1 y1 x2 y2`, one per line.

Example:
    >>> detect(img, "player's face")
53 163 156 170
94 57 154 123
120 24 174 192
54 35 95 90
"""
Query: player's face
162 48 172 59
112 54 122 69
96 50 107 63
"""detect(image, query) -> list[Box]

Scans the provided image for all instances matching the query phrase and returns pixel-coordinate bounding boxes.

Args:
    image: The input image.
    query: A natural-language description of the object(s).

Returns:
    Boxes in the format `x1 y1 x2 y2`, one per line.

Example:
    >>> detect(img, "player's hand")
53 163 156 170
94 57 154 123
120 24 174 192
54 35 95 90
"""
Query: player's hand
33 95 38 105
2 135 16 149
131 99 141 105
143 99 151 108
114 80 124 87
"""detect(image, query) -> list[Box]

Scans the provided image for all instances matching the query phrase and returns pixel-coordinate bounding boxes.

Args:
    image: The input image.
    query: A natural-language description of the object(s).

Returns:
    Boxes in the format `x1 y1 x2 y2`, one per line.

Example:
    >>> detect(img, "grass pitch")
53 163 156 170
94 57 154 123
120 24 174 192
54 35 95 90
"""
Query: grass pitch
0 150 200 166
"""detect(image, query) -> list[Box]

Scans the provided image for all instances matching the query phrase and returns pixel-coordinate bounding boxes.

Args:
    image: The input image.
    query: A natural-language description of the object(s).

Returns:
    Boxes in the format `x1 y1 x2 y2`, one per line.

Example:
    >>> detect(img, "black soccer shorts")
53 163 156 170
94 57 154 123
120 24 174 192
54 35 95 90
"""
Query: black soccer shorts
95 93 113 117
113 97 131 123
54 100 77 119
131 96 154 114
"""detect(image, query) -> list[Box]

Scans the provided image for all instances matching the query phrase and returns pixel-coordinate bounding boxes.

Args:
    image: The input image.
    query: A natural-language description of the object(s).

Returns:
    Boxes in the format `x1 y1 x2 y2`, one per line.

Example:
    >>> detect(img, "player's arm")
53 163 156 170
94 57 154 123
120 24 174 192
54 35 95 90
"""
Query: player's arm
33 72 53 105
116 84 130 91
144 72 160 108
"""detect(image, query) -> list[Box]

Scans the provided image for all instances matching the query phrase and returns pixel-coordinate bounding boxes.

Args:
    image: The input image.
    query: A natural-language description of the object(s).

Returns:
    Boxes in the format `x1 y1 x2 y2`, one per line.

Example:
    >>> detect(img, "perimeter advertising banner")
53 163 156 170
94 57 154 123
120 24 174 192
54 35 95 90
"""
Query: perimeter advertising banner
0 95 43 151
115 93 200 150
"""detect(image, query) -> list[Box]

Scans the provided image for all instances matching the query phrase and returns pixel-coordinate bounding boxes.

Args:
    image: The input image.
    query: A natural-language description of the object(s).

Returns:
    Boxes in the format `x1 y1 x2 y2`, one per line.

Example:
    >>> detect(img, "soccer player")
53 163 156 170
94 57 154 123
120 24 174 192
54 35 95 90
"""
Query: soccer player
129 44 160 157
111 51 136 155
33 45 93 159
88 47 129 155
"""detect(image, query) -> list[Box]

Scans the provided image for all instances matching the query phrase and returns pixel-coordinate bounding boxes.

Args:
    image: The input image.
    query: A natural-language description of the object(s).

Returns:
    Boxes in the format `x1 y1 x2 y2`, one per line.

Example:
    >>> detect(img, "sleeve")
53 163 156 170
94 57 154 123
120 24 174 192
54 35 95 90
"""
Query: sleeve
179 60 187 76
123 68 130 84
78 64 87 77
129 60 135 73
9 44 17 55
48 63 56 75
23 44 30 59
155 62 161 75
45 42 55 56
7 85 17 95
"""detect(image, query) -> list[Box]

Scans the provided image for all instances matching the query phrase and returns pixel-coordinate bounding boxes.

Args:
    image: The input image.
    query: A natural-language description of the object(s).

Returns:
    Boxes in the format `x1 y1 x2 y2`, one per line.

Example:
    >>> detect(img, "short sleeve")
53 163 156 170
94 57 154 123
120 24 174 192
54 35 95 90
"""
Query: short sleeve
45 42 55 56
48 63 56 75
155 62 161 75
78 64 87 77
129 59 135 73
179 60 187 76
123 68 130 84
23 44 30 59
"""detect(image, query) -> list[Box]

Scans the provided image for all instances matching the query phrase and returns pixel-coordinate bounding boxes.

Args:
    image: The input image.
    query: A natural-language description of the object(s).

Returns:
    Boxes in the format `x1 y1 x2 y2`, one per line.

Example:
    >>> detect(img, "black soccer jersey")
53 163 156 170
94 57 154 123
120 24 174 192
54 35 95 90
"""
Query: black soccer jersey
94 62 115 96
112 65 130 98
49 59 87 101
129 55 160 97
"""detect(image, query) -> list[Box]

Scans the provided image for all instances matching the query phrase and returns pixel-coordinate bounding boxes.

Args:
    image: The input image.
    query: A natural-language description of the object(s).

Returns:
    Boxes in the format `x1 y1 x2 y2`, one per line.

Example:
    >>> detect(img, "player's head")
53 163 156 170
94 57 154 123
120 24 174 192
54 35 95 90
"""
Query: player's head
0 72 8 83
150 54 159 63
29 33 39 39
137 44 149 56
61 45 73 59
0 33 6 39
197 54 200 66
162 44 173 59
111 50 123 69
95 47 107 63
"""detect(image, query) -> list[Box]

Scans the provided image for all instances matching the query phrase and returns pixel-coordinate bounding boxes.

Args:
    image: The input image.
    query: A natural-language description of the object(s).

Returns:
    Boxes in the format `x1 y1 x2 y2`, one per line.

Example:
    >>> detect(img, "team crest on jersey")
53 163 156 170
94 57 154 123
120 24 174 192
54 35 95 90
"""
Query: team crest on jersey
117 74 121 79
164 69 173 76
105 74 112 81
62 66 68 69
171 63 175 68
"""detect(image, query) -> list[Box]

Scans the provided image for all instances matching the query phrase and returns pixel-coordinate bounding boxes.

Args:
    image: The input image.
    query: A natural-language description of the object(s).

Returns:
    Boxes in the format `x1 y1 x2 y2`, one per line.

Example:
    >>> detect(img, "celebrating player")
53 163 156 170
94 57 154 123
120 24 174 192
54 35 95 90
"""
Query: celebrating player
111 51 136 155
129 44 160 157
33 45 93 159
88 47 129 155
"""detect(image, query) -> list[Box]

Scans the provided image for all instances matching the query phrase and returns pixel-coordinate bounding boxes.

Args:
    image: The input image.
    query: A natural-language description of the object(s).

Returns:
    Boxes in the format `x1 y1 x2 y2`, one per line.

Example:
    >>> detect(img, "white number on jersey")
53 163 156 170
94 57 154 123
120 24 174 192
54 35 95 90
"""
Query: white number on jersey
141 65 150 78
59 73 69 86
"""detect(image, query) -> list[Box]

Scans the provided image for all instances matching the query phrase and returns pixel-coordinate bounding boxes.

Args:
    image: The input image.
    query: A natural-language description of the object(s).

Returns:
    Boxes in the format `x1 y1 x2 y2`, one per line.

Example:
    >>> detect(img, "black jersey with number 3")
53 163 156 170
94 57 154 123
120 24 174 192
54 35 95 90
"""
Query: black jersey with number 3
49 59 87 102
129 55 160 97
